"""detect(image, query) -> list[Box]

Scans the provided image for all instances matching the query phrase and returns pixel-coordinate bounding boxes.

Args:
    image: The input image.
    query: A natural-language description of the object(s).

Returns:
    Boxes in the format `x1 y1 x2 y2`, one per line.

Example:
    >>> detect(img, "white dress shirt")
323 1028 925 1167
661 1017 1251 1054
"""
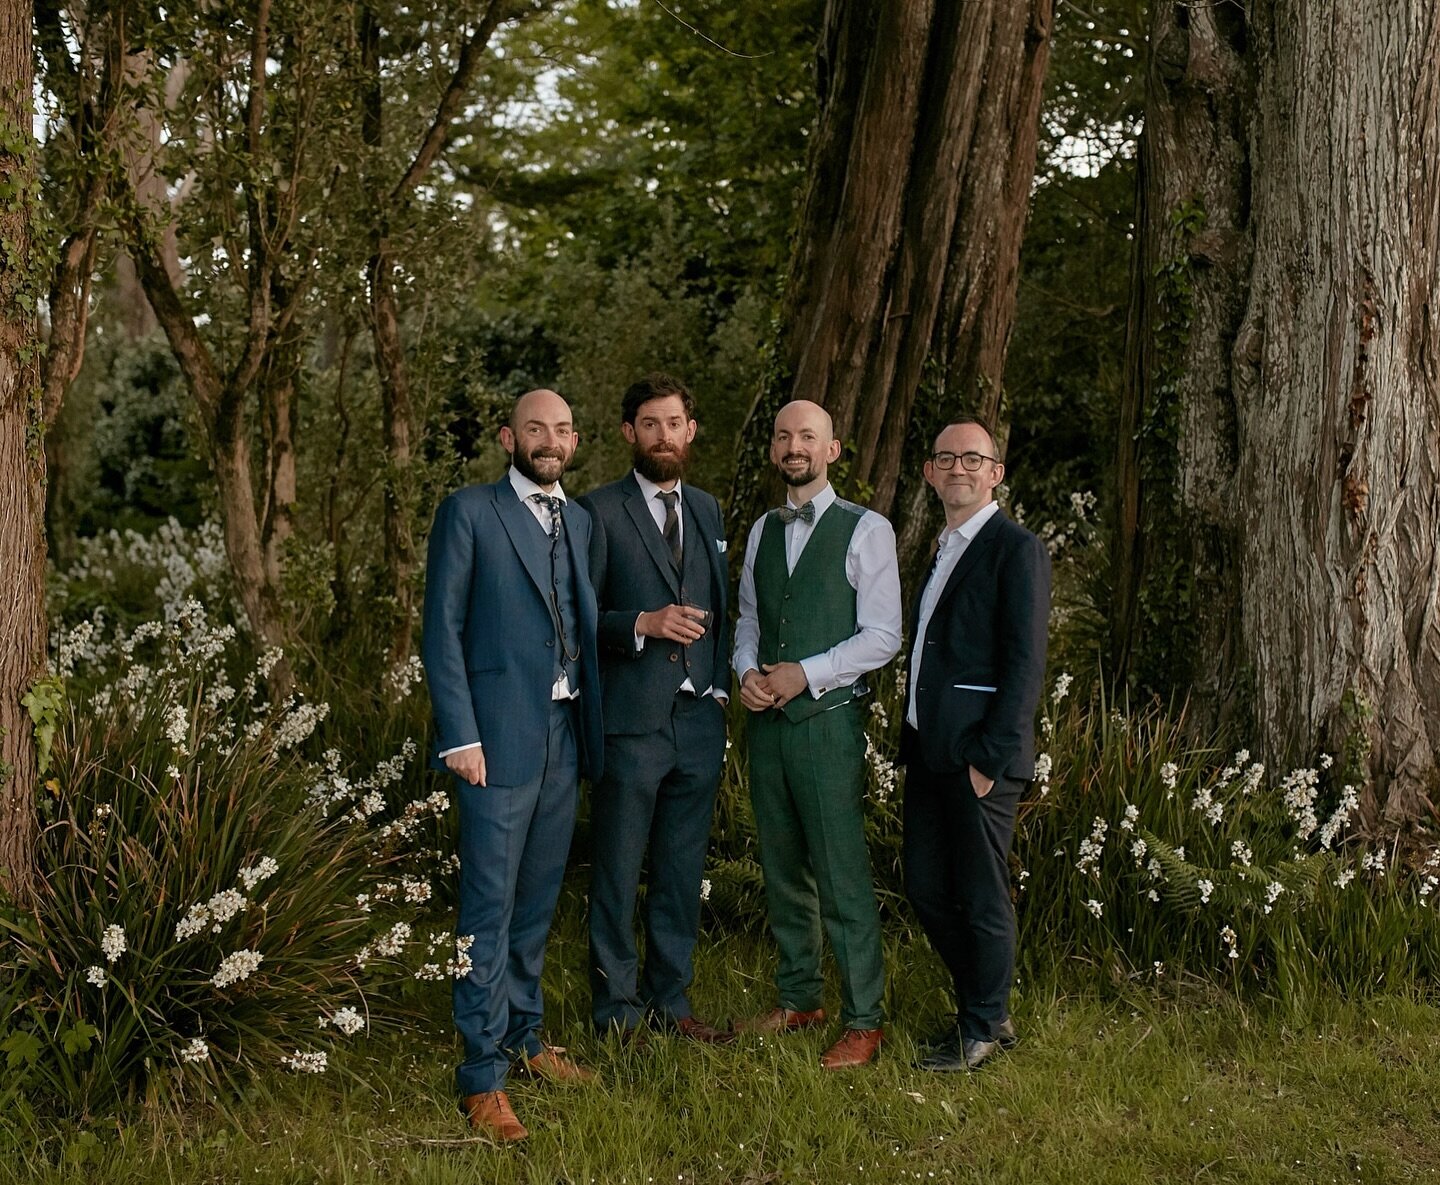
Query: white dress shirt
905 498 1001 729
438 467 574 759
732 483 902 699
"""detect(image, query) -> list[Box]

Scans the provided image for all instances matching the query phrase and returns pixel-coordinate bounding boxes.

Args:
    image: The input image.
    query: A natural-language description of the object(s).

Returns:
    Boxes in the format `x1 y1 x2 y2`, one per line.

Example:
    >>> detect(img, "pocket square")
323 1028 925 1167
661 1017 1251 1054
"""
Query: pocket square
953 684 998 692
716 538 727 553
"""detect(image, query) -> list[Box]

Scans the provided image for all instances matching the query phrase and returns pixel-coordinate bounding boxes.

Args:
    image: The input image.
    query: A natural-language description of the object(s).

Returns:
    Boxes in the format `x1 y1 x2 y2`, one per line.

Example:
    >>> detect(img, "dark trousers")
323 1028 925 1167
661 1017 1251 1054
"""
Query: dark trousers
902 746 1024 1042
453 699 578 1096
588 692 725 1031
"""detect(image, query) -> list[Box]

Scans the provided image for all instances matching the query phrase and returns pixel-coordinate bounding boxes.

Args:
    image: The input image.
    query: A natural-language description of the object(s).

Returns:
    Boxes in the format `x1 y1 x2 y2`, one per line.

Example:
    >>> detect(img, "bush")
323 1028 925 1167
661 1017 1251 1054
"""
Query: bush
0 603 458 1115
1017 677 1440 1000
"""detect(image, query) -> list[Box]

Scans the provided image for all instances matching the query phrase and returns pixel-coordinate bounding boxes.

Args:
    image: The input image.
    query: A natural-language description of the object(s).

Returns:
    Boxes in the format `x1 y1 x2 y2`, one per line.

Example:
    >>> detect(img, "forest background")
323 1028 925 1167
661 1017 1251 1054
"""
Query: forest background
1 0 1439 1180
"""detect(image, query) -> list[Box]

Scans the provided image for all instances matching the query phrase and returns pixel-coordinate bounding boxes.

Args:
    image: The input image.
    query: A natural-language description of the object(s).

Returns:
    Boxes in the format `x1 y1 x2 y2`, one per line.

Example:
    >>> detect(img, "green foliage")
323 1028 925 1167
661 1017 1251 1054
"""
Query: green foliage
1 603 454 1114
20 676 64 777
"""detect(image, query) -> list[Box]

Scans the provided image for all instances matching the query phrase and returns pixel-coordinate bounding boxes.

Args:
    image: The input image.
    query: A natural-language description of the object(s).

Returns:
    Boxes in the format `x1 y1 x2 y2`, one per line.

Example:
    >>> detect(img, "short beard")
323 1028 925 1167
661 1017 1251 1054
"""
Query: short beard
778 457 821 487
512 442 569 486
633 439 688 484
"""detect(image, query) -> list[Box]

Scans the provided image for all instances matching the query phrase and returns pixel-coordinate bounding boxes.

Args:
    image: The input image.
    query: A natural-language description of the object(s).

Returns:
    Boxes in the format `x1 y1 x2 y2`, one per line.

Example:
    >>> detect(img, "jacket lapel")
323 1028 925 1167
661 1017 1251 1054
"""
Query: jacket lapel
933 507 1006 611
623 473 682 597
493 480 553 603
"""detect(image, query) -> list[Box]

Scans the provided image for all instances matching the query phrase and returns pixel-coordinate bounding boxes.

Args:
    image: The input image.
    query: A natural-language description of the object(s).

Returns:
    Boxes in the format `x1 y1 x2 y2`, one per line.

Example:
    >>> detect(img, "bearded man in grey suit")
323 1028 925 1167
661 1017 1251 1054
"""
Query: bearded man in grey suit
578 373 734 1044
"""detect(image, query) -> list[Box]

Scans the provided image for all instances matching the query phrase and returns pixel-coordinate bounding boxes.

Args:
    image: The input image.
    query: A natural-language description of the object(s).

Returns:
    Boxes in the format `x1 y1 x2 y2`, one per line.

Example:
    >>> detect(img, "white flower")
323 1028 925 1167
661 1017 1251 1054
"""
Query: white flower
282 1050 328 1074
205 889 248 931
1033 752 1053 788
1076 817 1108 877
1334 868 1356 889
1361 848 1387 875
212 949 264 988
175 903 210 942
1220 925 1239 960
1131 838 1148 862
179 1037 210 1064
1159 762 1178 791
101 924 127 964
700 879 712 902
1230 841 1253 867
1146 888 1161 902
1084 898 1104 918
402 877 433 905
85 965 107 987
1319 753 1334 770
163 703 190 749
1053 673 1073 701
1119 804 1138 832
322 1006 366 1036
1262 881 1285 915
238 856 279 892
1197 879 1214 905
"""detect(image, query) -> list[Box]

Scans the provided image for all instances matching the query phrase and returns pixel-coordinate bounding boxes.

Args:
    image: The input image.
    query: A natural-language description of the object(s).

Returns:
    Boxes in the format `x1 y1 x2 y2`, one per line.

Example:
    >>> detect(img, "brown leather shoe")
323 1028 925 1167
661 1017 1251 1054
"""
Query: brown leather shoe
820 1027 883 1069
461 1090 528 1141
734 1007 827 1035
672 1015 736 1045
517 1043 597 1085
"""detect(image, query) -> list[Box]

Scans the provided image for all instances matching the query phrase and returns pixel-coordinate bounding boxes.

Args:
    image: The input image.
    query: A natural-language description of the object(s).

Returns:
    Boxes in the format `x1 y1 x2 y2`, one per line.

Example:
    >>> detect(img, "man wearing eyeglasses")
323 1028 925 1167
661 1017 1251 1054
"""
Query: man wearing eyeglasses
899 415 1051 1073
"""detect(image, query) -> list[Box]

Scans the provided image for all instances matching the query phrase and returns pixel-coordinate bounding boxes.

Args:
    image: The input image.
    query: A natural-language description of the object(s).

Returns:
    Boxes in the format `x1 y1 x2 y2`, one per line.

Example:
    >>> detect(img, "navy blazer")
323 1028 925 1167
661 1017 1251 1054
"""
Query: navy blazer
421 477 604 786
899 508 1051 781
578 473 731 737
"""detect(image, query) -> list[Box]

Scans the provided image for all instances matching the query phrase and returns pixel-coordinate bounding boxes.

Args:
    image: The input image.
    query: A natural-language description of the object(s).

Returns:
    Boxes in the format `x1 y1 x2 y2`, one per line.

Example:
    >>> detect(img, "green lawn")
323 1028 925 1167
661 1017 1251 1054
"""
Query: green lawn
5 913 1439 1185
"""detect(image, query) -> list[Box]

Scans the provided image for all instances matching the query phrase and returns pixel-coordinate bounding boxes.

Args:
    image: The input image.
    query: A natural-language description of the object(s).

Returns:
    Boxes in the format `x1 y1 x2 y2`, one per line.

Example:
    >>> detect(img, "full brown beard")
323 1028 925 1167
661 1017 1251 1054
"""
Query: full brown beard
633 439 689 483
512 440 570 485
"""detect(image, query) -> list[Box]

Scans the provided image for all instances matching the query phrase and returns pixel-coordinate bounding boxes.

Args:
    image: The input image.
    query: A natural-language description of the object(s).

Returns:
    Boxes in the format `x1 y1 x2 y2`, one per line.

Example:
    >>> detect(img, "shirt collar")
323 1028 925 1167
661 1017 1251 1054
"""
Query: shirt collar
508 465 567 504
633 470 682 503
938 498 1001 548
787 482 835 517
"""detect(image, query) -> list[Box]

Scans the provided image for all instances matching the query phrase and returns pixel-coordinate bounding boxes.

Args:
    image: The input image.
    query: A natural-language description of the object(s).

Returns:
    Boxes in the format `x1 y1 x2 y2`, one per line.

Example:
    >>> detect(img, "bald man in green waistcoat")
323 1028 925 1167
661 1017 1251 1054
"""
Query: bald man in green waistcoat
732 400 902 1069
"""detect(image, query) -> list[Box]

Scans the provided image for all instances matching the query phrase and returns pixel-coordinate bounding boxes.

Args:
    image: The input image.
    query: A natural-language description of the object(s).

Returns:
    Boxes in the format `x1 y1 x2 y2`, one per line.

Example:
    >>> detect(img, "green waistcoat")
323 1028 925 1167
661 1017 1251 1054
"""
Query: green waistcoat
755 499 865 723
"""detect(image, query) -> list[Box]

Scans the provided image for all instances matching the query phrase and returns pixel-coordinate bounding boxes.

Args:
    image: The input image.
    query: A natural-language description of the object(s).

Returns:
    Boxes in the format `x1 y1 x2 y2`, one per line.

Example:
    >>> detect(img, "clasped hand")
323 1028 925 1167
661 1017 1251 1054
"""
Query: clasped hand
739 662 807 712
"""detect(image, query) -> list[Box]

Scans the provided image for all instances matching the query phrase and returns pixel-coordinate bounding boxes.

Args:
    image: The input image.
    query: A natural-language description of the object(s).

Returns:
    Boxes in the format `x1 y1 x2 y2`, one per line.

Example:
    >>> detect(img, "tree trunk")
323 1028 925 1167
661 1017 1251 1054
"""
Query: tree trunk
1127 2 1440 824
729 0 1052 570
0 0 44 902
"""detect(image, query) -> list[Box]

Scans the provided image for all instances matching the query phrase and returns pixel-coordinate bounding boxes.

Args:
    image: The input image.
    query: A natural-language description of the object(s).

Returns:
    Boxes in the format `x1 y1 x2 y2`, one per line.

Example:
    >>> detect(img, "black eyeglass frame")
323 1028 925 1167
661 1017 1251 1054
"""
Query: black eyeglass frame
929 450 1001 472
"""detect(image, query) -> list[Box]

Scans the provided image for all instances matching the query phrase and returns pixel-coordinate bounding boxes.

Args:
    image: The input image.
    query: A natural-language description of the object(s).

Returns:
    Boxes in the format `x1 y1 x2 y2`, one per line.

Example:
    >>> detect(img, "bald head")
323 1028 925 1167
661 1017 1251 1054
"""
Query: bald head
501 387 578 491
770 398 841 494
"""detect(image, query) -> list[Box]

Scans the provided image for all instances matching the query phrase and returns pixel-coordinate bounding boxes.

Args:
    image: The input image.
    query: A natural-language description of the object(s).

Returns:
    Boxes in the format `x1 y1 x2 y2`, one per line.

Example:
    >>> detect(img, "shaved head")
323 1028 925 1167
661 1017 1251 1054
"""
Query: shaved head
770 398 841 493
501 388 578 490
774 399 834 442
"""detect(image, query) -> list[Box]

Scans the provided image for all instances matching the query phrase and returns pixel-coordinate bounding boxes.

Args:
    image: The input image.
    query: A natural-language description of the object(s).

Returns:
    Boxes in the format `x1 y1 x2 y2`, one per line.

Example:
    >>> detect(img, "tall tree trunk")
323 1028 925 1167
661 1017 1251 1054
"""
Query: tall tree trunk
730 0 1053 571
1126 3 1440 824
0 0 44 902
1112 1 1251 717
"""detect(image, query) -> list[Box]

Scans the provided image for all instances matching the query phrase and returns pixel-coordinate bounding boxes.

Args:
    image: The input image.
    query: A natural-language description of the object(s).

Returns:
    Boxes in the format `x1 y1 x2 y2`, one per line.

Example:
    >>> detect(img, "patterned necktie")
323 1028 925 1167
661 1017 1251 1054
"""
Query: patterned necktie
531 493 563 540
656 490 682 570
777 501 816 524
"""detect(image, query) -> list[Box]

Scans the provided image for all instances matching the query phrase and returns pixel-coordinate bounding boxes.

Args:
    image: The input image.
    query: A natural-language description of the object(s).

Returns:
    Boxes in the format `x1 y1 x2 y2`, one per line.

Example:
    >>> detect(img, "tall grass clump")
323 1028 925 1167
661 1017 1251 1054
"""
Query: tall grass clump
1018 677 1440 1001
1 601 459 1115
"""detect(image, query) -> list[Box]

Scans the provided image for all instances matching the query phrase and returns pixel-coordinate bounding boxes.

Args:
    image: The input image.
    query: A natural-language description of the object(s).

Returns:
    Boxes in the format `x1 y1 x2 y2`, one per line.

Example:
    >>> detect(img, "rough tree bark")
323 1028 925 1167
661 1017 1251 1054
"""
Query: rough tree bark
1122 3 1440 824
730 0 1053 568
0 0 44 900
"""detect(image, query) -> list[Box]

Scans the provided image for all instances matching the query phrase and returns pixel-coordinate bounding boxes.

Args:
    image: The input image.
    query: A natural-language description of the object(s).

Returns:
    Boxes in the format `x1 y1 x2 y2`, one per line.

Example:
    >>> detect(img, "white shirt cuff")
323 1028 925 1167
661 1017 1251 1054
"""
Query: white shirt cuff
438 741 482 759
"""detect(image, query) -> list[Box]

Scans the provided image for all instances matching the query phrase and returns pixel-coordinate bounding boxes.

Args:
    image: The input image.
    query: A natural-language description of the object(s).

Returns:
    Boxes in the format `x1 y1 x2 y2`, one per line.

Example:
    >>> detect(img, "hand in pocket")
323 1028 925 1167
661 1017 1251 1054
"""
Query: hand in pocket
968 765 994 798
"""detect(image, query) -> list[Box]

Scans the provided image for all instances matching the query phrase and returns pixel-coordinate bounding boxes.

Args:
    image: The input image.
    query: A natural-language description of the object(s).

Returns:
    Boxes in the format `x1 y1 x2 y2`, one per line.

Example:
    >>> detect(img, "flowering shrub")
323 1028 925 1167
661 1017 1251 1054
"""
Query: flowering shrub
1018 676 1440 995
0 602 458 1113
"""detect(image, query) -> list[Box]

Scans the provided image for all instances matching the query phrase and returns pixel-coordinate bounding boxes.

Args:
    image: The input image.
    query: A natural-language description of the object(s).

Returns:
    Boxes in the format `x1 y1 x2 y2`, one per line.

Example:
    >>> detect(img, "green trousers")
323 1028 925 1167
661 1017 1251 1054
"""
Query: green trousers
746 700 885 1029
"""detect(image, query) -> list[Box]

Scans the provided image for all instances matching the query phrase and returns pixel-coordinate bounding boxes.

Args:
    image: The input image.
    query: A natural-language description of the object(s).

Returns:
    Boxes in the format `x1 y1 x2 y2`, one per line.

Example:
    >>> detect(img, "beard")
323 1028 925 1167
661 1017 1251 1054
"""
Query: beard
778 453 821 487
512 440 571 486
632 438 689 484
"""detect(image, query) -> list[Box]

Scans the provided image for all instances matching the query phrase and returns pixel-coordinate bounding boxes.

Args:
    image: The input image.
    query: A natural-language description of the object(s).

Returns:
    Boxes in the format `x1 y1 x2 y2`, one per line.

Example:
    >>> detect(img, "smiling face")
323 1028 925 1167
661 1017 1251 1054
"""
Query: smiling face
623 394 697 484
500 389 578 489
924 421 1004 522
769 400 841 489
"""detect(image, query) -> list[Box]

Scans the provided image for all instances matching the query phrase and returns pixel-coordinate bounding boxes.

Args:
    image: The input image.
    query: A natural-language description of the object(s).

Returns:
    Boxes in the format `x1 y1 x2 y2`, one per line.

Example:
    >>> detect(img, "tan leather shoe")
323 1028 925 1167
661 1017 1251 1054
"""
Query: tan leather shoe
820 1027 883 1069
462 1090 528 1141
734 1006 827 1035
517 1043 597 1085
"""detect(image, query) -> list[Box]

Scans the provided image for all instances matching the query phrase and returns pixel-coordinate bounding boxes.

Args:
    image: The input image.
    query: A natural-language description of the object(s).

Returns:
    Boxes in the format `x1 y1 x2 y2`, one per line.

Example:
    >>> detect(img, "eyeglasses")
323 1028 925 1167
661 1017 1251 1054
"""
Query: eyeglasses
930 450 999 472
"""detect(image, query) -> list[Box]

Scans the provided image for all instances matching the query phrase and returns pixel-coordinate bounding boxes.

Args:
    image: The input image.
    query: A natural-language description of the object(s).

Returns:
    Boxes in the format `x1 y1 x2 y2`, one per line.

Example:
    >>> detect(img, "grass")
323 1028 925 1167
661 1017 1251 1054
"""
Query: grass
5 890 1438 1185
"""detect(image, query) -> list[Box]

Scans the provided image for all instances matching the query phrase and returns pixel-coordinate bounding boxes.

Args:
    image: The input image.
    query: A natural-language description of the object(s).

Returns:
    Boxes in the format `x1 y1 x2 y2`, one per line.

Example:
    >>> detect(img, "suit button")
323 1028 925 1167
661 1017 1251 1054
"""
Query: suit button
669 653 679 663
784 593 791 600
779 642 787 650
781 617 788 624
545 640 554 648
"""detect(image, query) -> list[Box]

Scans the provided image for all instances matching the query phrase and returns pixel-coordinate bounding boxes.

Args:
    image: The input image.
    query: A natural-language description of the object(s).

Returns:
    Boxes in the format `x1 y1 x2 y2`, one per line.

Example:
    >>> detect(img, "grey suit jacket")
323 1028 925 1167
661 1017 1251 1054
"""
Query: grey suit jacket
578 473 731 737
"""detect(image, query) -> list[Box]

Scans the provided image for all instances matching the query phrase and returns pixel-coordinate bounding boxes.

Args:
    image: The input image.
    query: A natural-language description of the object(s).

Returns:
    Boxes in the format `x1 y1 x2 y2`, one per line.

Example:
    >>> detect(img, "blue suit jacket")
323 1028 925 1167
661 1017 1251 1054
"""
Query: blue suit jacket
421 477 604 786
899 508 1051 781
578 473 732 737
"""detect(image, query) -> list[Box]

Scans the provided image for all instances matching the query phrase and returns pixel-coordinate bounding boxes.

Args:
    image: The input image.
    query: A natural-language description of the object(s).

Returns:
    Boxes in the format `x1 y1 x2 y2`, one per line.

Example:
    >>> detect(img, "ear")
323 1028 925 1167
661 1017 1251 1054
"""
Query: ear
684 419 698 443
621 422 638 444
990 461 1005 489
499 425 516 455
825 438 842 463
